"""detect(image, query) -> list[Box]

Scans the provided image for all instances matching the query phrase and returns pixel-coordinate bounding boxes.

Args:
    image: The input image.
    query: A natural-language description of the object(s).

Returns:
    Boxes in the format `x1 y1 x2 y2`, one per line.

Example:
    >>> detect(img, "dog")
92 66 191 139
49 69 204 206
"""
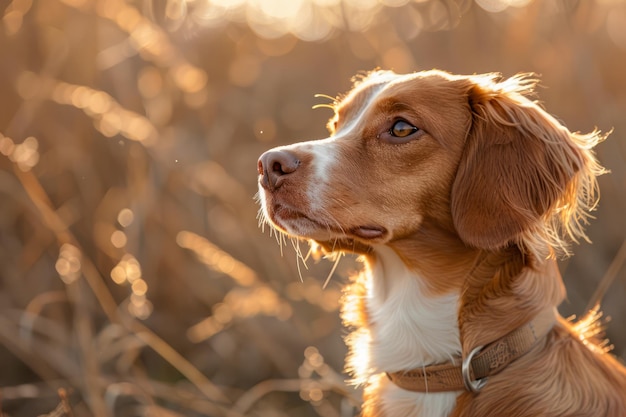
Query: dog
256 69 626 417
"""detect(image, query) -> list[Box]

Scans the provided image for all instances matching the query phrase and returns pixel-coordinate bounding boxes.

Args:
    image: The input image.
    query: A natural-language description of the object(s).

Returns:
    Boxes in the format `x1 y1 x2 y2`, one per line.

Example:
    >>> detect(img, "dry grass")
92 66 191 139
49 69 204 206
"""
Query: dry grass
0 1 625 416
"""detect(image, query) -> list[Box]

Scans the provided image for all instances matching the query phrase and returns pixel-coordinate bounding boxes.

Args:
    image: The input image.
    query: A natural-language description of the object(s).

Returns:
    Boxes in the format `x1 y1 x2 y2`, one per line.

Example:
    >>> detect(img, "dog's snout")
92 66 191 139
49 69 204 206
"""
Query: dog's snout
258 149 301 190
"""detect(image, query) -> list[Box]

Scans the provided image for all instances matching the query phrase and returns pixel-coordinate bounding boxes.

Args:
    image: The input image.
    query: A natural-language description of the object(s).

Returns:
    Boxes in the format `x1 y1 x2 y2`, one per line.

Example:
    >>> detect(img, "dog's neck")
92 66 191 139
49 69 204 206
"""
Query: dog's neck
357 244 462 416
457 246 565 354
352 224 564 415
386 224 564 352
365 244 462 370
362 225 478 374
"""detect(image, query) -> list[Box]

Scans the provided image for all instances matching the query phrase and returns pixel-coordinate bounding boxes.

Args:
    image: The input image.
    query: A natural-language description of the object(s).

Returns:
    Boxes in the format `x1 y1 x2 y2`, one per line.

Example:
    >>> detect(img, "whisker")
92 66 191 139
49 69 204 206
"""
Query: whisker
314 93 337 101
312 103 335 110
295 241 310 270
322 251 343 289
291 238 307 266
279 233 286 256
295 240 311 283
303 246 313 263
296 250 304 282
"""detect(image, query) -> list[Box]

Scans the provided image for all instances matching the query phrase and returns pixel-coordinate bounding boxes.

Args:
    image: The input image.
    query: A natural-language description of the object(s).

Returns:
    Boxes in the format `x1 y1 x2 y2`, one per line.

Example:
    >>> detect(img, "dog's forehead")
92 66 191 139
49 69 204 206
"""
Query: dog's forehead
336 70 461 118
326 70 473 147
334 71 400 116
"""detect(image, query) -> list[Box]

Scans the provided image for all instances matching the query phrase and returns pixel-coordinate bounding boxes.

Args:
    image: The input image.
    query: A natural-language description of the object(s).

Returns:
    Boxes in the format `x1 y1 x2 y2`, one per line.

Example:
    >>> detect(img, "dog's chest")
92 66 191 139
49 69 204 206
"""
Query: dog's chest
366 246 461 371
363 246 462 416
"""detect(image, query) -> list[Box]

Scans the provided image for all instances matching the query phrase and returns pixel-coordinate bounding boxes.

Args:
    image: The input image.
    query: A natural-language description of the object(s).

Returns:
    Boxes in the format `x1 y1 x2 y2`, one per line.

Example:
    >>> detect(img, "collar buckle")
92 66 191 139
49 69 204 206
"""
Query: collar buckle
462 345 488 393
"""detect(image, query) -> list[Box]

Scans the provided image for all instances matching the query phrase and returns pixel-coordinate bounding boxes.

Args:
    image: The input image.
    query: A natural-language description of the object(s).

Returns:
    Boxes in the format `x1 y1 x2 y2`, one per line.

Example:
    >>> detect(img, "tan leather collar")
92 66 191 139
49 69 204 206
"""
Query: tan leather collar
386 307 556 393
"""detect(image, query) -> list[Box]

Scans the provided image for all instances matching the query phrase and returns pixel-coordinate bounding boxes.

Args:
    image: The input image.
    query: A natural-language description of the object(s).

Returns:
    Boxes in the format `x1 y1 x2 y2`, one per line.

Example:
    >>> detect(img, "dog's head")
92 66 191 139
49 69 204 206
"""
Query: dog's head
257 70 605 257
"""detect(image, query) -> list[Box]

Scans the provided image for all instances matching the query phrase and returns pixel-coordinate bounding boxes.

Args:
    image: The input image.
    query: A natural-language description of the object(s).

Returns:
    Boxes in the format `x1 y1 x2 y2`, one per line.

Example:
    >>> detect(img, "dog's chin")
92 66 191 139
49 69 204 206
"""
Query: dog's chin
311 237 375 255
270 218 387 255
262 203 389 253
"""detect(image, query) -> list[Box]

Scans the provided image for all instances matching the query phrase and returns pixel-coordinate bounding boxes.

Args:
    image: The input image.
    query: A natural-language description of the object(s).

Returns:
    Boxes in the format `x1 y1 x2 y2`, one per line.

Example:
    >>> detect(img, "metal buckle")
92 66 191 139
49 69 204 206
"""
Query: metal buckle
462 345 488 393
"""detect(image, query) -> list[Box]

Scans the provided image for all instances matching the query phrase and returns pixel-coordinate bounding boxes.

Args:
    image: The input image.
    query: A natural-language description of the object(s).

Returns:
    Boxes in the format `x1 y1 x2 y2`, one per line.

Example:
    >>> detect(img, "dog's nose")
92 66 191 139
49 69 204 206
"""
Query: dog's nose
258 149 301 190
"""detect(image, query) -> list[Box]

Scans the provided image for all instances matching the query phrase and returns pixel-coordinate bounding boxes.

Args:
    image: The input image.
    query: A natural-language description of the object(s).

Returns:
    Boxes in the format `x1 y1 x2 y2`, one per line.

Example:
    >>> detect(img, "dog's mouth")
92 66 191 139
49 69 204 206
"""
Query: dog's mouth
267 204 388 243
350 226 387 240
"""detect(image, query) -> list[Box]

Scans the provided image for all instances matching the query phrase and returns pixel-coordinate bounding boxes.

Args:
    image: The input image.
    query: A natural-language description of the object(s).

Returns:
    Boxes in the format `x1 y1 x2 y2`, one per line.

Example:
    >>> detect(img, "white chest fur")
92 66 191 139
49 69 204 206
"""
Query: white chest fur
364 245 462 416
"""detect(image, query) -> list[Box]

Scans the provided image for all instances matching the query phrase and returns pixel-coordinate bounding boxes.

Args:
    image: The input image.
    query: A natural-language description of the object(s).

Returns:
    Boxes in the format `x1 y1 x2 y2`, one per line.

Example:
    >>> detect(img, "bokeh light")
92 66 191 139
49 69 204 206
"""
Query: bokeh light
55 244 82 285
0 134 40 172
117 208 135 227
0 0 624 415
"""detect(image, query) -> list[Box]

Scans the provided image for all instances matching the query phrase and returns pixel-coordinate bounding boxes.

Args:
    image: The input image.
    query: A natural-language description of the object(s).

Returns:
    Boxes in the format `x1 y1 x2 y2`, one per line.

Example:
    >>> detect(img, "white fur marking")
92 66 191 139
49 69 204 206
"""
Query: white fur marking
366 245 461 417
285 77 395 214
305 138 339 213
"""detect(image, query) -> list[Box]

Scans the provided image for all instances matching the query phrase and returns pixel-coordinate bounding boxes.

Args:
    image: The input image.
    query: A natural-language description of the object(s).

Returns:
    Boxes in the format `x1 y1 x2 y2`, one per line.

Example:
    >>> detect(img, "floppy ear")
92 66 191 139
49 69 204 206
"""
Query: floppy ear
451 75 594 251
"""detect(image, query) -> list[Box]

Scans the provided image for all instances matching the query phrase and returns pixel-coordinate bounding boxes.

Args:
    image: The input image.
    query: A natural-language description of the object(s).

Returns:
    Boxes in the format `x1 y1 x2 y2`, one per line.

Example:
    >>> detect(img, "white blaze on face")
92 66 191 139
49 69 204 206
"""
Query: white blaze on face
289 77 394 216
301 138 340 214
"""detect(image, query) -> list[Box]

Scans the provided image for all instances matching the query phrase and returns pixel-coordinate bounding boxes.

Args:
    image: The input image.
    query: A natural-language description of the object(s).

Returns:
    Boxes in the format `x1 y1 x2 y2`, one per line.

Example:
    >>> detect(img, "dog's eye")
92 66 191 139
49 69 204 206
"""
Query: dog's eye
390 120 418 138
378 119 423 144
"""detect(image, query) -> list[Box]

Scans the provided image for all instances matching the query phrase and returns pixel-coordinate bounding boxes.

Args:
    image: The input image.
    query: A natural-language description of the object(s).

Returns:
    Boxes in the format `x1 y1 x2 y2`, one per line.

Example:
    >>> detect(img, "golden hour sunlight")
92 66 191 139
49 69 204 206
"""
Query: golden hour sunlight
0 0 625 416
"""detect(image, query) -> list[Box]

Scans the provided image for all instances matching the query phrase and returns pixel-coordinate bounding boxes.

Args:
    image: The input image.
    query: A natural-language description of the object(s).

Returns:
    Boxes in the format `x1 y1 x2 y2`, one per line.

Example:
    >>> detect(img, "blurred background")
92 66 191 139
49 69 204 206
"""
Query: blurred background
0 0 625 416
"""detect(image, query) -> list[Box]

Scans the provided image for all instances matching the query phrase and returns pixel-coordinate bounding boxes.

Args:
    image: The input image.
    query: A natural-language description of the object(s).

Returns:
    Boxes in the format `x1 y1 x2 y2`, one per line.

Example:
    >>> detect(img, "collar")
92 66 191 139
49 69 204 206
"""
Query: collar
386 307 556 393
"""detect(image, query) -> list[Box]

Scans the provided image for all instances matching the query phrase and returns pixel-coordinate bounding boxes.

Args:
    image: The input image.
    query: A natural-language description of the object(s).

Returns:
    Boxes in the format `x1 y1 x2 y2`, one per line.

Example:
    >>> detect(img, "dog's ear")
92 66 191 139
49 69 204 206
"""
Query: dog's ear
451 74 594 251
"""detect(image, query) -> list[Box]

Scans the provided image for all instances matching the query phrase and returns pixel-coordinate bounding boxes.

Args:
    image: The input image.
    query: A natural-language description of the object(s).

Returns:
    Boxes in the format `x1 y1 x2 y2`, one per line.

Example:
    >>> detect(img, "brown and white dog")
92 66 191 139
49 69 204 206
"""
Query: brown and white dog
256 70 626 417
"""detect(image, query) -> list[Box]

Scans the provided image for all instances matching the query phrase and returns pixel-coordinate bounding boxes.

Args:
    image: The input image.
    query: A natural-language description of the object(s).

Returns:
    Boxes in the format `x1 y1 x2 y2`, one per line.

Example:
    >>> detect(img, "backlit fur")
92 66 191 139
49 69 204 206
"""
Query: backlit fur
257 69 626 416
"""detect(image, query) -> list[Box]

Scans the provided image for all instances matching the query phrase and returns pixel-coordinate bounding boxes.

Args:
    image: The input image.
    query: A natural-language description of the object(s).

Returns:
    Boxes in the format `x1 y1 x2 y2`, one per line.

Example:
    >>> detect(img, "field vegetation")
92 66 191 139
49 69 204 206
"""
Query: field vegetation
0 0 625 415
